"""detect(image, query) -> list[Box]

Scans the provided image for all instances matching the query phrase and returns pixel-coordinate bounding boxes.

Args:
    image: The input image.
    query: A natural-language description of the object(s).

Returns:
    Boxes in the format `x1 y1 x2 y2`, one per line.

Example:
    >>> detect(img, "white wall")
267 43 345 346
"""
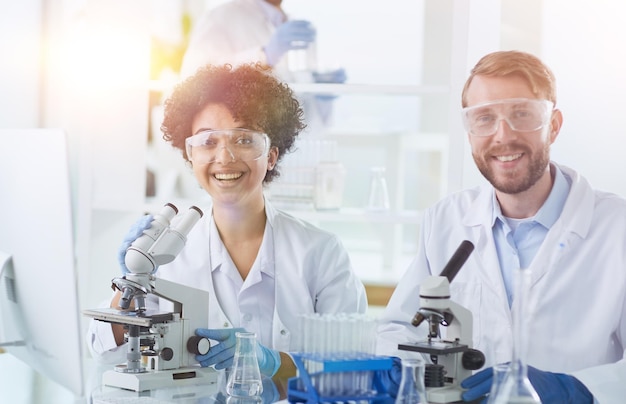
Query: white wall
0 1 41 127
459 0 626 198
542 0 626 197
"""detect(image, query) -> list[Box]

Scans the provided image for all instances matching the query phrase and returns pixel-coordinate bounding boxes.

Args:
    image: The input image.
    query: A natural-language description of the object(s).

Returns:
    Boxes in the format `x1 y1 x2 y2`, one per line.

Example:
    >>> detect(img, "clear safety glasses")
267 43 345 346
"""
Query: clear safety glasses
185 129 271 165
462 98 555 137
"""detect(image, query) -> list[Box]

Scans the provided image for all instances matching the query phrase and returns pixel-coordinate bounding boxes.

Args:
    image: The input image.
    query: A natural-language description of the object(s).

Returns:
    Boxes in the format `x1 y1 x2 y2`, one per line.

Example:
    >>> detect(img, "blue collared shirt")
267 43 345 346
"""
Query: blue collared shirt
492 164 571 306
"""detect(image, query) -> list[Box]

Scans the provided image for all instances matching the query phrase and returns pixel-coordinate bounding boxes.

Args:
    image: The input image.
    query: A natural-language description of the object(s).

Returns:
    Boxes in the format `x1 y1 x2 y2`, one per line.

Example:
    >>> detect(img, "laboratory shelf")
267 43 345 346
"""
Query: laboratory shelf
139 198 423 225
287 82 450 96
285 207 423 225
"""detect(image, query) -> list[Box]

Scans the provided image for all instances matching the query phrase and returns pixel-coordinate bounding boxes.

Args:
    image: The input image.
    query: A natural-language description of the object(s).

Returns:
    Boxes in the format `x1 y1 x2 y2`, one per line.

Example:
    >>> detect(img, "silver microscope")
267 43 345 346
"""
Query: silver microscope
84 203 217 392
399 240 485 403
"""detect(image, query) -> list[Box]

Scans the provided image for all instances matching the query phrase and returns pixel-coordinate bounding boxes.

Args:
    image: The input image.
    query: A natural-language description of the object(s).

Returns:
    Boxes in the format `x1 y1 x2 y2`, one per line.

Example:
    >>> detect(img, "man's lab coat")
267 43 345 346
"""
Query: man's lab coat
87 199 367 364
376 163 626 403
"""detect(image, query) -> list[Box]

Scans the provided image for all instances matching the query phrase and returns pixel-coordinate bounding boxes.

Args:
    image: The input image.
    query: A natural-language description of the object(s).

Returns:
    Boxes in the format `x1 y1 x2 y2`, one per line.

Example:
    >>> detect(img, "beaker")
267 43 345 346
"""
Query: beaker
367 166 390 211
226 332 263 398
490 268 540 404
286 21 317 83
395 358 427 404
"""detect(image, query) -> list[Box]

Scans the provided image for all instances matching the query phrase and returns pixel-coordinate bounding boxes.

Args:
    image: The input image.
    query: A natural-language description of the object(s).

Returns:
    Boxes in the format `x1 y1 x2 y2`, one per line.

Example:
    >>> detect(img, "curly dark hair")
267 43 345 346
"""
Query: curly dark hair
161 63 306 183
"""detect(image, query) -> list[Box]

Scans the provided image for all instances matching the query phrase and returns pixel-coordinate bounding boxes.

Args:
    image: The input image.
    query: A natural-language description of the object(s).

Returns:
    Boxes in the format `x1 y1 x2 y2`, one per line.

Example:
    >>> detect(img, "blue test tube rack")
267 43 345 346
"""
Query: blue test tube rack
287 353 394 404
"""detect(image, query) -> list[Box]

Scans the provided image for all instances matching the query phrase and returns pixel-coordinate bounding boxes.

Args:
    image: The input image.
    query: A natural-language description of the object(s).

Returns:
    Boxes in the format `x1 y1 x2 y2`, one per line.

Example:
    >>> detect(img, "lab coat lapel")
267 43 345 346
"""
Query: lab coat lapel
265 200 298 351
463 186 509 304
527 164 594 286
204 213 234 328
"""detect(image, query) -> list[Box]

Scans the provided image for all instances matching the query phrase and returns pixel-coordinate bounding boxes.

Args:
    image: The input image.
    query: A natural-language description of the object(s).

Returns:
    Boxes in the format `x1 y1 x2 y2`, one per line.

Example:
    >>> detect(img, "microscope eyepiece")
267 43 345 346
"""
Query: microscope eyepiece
439 240 474 282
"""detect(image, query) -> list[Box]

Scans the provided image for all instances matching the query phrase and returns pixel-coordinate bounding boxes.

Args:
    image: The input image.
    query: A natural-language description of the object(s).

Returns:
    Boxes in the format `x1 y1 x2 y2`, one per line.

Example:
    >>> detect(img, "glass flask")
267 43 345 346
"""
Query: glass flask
367 166 390 211
486 363 510 404
491 268 541 404
226 332 263 398
395 358 427 404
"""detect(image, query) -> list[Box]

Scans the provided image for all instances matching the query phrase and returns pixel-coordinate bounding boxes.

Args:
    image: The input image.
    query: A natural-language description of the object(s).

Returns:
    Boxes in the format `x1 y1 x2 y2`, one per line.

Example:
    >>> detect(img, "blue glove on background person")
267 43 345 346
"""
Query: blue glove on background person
264 20 316 66
195 328 282 377
118 214 153 274
461 364 594 403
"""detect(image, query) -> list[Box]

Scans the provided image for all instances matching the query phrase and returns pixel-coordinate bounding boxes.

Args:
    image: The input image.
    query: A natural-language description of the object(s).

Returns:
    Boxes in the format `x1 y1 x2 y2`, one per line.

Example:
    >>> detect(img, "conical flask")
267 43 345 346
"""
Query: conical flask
226 332 263 397
395 358 427 404
491 268 541 404
486 363 510 404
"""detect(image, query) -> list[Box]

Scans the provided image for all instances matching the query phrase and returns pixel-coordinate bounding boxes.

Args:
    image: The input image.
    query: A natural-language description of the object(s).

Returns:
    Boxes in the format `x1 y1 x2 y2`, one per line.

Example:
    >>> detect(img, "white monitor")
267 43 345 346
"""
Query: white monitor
0 129 84 397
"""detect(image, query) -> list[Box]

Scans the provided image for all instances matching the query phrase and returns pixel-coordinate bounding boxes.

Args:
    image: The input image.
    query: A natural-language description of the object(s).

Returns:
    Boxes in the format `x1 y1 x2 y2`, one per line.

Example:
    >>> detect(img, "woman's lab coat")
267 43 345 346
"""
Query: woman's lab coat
87 199 367 364
376 163 626 402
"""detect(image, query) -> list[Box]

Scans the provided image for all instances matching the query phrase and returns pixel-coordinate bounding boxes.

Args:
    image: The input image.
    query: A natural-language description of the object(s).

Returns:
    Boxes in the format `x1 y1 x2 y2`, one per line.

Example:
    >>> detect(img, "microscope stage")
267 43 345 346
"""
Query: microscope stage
83 308 174 327
398 340 468 355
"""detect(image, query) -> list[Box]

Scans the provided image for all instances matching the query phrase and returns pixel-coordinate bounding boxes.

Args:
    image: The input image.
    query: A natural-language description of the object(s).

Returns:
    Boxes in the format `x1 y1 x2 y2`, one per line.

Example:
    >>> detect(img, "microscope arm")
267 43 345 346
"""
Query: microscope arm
150 277 211 367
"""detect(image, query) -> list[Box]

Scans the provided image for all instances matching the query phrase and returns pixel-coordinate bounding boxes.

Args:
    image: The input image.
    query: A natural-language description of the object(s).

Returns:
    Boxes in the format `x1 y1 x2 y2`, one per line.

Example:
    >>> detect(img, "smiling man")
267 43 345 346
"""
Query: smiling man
376 51 626 403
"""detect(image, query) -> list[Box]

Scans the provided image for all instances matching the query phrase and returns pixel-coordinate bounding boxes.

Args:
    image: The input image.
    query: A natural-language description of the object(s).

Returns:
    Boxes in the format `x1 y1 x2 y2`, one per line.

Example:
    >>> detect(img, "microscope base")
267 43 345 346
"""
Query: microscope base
426 385 463 403
102 366 217 392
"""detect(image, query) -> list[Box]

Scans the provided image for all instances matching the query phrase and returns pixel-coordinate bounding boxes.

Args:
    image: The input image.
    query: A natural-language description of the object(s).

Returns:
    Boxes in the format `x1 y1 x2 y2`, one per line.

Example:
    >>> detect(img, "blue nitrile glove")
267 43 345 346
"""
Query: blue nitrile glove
255 339 281 377
375 356 403 398
118 214 153 274
264 20 316 66
461 364 594 404
195 328 282 377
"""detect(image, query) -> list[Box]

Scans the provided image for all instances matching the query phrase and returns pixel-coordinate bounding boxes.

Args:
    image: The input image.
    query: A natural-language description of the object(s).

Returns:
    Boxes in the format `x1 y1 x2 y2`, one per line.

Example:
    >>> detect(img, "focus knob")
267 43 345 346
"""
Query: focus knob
187 336 211 355
462 348 486 370
160 347 174 361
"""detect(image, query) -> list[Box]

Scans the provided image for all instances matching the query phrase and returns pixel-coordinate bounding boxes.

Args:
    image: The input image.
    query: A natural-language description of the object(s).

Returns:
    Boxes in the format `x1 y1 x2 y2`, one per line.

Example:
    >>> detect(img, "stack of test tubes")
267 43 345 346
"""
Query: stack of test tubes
290 313 391 400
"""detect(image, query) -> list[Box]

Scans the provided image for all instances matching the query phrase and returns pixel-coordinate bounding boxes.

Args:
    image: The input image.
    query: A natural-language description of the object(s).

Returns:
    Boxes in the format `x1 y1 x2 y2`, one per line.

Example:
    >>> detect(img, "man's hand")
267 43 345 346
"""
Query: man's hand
461 364 594 403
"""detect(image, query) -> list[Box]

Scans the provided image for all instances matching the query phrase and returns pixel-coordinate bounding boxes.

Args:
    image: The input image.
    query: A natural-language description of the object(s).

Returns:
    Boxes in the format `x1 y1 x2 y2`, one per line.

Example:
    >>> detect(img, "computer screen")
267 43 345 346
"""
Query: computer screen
0 128 84 397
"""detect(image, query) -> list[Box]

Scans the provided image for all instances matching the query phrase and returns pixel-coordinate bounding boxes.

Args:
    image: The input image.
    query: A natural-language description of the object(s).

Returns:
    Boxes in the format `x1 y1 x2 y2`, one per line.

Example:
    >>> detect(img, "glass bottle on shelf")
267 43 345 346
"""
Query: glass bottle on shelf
314 140 346 210
226 332 263 398
395 358 427 404
366 166 390 212
491 268 541 404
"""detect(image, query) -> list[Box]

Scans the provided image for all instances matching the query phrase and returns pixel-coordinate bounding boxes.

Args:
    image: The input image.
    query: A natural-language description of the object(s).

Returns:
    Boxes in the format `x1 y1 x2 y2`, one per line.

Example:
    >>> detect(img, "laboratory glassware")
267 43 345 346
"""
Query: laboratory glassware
226 332 263 398
491 268 541 404
486 363 510 404
367 166 390 211
314 140 346 210
287 21 317 83
395 358 427 404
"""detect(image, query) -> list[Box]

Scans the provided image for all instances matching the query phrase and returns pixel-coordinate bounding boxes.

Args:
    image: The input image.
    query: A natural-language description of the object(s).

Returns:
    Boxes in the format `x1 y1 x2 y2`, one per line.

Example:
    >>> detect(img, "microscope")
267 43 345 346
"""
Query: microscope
398 240 485 403
84 203 217 392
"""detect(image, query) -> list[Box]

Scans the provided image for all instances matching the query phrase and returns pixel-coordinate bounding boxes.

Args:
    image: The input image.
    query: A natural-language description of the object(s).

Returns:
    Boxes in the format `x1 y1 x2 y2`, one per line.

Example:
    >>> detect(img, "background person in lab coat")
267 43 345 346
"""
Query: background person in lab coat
180 0 314 78
87 63 367 391
180 0 346 127
376 51 626 403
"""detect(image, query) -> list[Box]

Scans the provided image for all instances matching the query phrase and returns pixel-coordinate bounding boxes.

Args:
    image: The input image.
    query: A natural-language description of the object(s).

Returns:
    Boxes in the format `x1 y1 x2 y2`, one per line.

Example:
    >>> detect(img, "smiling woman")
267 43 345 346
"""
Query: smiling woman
86 62 368 388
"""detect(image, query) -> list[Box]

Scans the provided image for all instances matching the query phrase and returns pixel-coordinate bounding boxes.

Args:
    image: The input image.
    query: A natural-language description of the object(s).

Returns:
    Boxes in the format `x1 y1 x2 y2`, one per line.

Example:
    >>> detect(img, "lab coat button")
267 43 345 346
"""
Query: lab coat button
223 322 230 327
243 313 252 321
280 329 287 336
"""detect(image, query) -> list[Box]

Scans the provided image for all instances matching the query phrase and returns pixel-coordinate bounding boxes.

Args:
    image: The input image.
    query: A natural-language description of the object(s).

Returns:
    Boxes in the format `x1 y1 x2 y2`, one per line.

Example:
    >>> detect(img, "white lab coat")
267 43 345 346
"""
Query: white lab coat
87 199 367 364
180 0 287 79
376 163 626 403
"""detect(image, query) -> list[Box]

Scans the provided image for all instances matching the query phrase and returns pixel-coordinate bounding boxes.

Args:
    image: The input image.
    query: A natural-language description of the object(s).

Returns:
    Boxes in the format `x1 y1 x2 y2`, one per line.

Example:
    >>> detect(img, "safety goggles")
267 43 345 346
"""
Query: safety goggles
185 129 271 165
461 98 554 137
